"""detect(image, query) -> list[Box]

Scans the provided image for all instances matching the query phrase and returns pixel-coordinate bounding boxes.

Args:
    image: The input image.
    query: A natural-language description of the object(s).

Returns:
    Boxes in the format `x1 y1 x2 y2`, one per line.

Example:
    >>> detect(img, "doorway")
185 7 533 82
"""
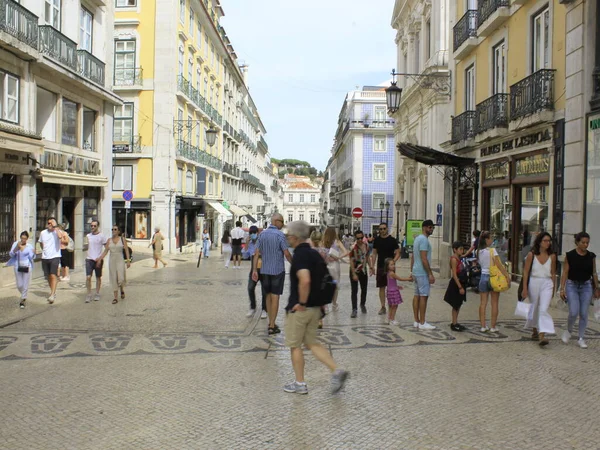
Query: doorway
62 199 75 269
514 185 549 274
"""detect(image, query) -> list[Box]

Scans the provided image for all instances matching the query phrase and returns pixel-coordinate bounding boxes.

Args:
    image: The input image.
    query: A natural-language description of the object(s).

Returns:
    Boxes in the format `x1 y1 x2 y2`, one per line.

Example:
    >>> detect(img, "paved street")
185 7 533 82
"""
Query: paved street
1 252 600 449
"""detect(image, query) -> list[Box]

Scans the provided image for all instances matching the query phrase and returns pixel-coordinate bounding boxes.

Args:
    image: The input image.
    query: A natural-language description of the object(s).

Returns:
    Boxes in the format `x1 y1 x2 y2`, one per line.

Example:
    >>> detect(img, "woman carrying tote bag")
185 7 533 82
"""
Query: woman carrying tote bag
8 231 35 308
521 232 556 346
478 231 510 333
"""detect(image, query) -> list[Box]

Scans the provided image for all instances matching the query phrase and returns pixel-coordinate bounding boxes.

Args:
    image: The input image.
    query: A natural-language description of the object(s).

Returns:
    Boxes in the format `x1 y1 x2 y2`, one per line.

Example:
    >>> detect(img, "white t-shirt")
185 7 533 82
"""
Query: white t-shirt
38 229 62 260
231 227 245 245
479 248 492 274
86 232 107 260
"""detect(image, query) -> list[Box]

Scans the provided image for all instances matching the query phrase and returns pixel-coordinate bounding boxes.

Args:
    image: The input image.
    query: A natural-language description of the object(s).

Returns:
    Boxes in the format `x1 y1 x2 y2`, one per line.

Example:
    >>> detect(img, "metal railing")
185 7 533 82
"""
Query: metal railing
39 25 77 71
341 178 352 190
478 0 509 25
453 10 478 51
0 0 38 49
112 135 142 153
223 162 241 177
509 69 556 121
451 111 476 144
475 93 509 134
77 49 105 85
176 139 221 170
114 67 142 86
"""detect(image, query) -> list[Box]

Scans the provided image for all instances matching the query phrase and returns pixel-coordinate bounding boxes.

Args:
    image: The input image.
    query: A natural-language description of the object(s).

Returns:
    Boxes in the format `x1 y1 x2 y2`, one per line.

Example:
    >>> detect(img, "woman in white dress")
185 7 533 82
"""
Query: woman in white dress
221 229 232 268
322 227 349 311
98 225 131 304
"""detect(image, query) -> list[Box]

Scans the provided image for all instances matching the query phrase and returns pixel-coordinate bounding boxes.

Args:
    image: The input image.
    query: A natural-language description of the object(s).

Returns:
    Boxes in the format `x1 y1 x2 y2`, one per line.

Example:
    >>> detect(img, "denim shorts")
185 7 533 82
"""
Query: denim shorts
479 273 492 292
414 275 431 297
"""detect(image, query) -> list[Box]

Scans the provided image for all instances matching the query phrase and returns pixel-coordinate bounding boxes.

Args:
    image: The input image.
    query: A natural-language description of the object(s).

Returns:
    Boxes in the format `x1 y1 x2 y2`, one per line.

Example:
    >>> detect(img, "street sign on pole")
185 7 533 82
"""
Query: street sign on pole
122 190 134 201
352 207 363 218
436 214 442 226
125 201 131 209
437 203 443 214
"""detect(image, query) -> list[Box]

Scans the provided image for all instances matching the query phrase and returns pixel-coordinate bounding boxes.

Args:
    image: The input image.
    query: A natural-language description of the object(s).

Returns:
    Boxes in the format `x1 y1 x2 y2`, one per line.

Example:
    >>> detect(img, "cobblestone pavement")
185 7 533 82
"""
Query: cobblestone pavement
1 252 599 449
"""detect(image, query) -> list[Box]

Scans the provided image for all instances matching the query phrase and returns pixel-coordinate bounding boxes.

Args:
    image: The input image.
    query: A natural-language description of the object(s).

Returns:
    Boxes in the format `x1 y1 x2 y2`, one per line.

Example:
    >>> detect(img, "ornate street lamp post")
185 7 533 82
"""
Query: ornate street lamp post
395 201 401 240
379 200 384 223
385 201 390 224
403 200 411 228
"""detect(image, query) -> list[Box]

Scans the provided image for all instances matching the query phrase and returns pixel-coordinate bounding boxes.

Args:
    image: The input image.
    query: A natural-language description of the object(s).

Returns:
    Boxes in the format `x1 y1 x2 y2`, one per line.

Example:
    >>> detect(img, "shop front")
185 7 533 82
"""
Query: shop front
585 112 600 252
205 200 233 247
480 128 553 275
175 196 204 249
112 200 152 239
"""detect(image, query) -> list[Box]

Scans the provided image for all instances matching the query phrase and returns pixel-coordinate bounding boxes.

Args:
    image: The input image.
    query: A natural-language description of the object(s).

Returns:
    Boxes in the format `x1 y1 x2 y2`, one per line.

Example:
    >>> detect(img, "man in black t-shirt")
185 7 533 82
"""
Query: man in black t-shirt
283 220 349 395
371 222 400 315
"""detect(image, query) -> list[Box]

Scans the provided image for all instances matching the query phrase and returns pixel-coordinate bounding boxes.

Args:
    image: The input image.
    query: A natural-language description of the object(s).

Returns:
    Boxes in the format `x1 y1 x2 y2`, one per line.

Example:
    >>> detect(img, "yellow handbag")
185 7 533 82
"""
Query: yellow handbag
489 248 509 292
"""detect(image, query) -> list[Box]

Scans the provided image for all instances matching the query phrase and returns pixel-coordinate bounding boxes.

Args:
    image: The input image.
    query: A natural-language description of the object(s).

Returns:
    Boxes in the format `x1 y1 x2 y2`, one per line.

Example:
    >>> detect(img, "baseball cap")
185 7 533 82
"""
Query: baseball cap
422 219 435 228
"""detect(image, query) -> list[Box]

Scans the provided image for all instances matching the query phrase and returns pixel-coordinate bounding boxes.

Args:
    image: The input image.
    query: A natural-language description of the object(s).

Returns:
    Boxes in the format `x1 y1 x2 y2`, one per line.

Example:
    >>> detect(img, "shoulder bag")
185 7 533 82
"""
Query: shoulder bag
17 249 29 273
121 236 134 262
489 248 509 292
517 252 534 301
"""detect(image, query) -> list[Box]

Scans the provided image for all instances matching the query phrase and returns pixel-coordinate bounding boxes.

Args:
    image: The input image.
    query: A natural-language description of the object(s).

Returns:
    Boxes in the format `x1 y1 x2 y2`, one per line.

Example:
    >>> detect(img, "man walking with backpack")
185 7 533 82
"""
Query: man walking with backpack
283 220 349 395
230 221 245 269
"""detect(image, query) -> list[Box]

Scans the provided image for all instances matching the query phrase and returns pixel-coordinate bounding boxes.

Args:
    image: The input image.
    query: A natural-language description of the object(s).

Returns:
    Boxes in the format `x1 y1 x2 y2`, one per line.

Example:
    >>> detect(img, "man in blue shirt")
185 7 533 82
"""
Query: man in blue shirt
410 219 436 330
252 213 292 335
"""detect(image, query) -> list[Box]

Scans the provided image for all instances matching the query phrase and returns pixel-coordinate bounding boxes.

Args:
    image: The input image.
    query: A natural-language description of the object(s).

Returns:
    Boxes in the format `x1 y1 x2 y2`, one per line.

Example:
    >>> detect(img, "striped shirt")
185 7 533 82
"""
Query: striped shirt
256 225 288 275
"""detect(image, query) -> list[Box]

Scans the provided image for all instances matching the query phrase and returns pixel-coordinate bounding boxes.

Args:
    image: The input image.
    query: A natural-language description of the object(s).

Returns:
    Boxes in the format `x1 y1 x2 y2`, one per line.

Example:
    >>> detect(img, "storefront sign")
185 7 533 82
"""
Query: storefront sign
42 151 101 176
480 128 552 157
483 161 509 180
1 149 31 165
515 153 550 177
405 220 423 254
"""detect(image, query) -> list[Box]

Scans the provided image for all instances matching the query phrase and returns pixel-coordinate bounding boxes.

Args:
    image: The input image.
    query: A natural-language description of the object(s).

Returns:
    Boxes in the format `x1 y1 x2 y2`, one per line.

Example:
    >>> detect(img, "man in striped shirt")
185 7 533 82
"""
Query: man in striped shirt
252 213 292 334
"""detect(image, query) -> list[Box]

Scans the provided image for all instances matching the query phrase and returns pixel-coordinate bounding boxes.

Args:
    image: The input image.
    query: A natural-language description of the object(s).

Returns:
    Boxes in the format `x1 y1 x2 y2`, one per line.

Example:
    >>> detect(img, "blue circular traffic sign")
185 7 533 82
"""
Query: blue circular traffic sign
122 190 134 201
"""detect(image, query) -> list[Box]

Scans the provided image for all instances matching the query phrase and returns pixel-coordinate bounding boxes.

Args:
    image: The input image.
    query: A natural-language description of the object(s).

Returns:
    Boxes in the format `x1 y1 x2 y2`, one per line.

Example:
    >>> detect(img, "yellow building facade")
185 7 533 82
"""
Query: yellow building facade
449 0 567 274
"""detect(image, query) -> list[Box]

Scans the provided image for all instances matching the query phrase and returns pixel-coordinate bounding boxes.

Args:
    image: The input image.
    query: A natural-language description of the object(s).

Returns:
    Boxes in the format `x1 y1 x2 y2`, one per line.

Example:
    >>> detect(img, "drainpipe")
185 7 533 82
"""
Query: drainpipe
591 0 600 110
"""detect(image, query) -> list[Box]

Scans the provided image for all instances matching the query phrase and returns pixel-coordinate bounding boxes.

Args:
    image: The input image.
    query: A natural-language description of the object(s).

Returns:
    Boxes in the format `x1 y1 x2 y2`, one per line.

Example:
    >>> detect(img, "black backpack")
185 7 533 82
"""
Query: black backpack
312 250 336 305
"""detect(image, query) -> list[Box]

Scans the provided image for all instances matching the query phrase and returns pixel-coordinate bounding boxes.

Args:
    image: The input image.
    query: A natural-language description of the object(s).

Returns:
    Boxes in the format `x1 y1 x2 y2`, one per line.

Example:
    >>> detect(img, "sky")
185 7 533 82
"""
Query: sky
221 0 397 172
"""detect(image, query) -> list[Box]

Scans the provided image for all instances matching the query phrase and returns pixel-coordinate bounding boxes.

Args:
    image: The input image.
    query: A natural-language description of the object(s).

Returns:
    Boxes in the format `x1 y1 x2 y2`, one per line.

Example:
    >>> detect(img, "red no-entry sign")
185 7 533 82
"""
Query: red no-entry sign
352 207 363 218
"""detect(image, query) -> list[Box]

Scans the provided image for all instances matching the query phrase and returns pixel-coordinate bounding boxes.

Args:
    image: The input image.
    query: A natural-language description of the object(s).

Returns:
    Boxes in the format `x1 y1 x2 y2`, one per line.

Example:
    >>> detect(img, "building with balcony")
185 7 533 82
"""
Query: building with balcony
446 0 567 275
280 174 321 227
111 0 272 251
328 86 397 235
390 0 453 263
0 0 121 284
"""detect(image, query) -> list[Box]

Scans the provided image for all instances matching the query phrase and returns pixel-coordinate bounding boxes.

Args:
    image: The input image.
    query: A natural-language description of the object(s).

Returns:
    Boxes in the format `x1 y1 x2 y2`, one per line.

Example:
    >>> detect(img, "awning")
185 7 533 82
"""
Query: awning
206 200 233 218
40 169 108 187
229 204 249 216
397 143 475 167
245 214 257 223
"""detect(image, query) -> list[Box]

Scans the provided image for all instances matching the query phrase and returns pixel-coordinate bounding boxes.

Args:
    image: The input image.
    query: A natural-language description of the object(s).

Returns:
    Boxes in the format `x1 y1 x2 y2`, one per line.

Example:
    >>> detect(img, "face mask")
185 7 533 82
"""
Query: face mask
250 233 257 240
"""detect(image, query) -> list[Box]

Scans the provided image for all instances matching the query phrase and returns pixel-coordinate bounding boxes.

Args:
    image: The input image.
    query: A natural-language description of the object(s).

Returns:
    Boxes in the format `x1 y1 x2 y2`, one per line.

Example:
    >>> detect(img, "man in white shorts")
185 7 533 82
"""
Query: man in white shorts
38 217 68 304
85 220 107 302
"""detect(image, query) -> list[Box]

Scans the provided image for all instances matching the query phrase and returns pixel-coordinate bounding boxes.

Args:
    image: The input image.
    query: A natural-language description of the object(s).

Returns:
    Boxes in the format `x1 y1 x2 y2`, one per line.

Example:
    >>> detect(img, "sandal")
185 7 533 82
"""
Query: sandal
268 327 276 335
120 291 125 300
112 298 118 304
531 328 539 340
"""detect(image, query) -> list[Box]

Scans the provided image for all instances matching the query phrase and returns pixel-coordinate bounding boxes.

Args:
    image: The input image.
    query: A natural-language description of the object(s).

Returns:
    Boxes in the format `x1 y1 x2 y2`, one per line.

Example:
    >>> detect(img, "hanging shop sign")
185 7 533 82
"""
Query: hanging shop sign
480 128 552 157
42 151 101 176
514 153 550 177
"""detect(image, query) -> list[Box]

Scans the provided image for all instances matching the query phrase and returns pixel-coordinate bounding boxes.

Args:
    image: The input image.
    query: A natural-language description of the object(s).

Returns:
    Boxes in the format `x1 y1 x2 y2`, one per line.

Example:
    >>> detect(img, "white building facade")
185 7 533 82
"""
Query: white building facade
281 175 321 227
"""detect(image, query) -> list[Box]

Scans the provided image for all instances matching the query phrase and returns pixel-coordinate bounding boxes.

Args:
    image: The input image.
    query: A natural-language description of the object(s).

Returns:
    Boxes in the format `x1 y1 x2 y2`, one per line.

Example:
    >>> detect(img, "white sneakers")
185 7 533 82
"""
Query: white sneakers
578 339 588 349
418 322 436 330
260 310 268 319
388 320 399 326
489 327 499 333
561 330 570 344
246 309 255 318
480 326 490 332
413 321 419 328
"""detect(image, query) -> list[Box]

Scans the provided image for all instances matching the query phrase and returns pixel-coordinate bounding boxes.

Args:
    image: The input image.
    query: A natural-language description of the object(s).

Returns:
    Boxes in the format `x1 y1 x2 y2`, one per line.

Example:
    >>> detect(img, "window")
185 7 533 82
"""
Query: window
114 103 134 144
79 8 93 52
178 168 183 192
310 213 316 223
373 163 386 181
113 166 133 191
187 115 193 142
114 40 136 84
186 170 193 193
82 108 96 151
179 0 185 24
36 87 56 140
299 194 305 202
189 8 194 37
211 44 215 67
204 78 208 98
493 41 506 94
372 193 385 210
196 124 201 146
188 59 193 82
373 106 386 127
204 35 209 58
0 71 19 123
374 136 386 152
209 84 213 105
426 20 432 61
288 194 293 202
532 7 550 72
116 0 136 7
414 31 420 72
310 194 316 203
196 21 202 47
525 187 534 202
178 47 184 77
465 64 475 110
45 0 60 29
61 98 77 146
288 213 293 222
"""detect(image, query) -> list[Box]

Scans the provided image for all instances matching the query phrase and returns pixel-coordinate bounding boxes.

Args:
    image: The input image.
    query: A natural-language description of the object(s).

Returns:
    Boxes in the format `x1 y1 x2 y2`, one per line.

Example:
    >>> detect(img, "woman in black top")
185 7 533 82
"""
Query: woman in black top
559 232 600 349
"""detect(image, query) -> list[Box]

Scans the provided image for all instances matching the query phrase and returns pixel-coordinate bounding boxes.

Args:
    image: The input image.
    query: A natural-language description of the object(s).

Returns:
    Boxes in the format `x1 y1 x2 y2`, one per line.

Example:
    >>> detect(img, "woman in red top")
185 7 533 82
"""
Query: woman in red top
444 241 468 331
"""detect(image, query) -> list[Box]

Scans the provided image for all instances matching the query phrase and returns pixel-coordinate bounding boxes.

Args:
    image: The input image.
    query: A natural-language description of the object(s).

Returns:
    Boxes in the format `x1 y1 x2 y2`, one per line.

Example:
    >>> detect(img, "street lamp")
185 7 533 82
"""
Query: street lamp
385 77 403 114
379 200 384 223
403 200 411 228
395 201 401 239
205 127 217 147
385 201 390 224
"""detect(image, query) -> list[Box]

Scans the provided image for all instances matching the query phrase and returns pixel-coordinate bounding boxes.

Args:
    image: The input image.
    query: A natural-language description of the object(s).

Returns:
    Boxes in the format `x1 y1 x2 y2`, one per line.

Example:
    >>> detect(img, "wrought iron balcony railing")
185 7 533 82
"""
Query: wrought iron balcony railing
0 0 38 48
451 111 476 144
475 93 509 134
176 139 221 170
77 49 105 85
112 135 141 153
114 67 142 86
341 178 353 190
39 25 77 71
222 162 241 177
478 0 509 25
509 69 556 121
453 10 478 51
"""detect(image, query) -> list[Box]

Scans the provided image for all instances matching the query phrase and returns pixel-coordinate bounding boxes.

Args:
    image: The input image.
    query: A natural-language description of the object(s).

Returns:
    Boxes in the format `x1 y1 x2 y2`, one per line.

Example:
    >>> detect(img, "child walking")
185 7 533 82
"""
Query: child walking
444 241 468 331
385 258 412 325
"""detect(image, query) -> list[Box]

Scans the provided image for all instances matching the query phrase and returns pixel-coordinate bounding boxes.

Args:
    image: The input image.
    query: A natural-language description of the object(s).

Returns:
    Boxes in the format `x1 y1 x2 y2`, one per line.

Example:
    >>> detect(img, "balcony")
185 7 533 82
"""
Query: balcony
0 0 38 52
113 135 142 153
475 93 509 139
453 10 478 60
451 111 476 145
223 121 234 137
478 0 510 37
39 25 77 71
176 139 221 170
77 49 105 86
509 69 556 128
223 162 241 178
114 67 143 88
341 178 353 190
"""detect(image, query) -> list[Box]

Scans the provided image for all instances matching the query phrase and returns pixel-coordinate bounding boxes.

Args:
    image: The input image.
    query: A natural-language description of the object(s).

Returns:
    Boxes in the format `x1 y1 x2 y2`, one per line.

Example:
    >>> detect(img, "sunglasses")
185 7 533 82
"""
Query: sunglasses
379 227 387 231
112 228 119 231
47 222 54 225
91 225 97 228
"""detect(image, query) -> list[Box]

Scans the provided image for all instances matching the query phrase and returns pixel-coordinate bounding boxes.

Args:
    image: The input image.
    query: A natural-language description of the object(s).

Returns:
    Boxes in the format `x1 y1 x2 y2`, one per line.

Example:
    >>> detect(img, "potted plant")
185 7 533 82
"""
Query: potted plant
362 114 370 128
